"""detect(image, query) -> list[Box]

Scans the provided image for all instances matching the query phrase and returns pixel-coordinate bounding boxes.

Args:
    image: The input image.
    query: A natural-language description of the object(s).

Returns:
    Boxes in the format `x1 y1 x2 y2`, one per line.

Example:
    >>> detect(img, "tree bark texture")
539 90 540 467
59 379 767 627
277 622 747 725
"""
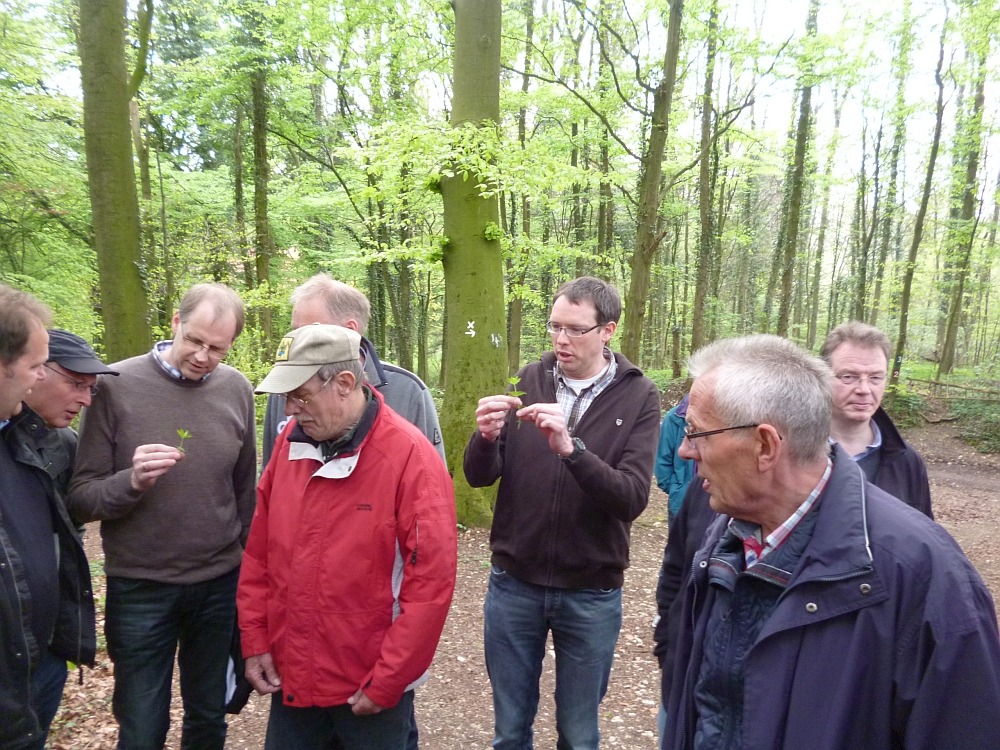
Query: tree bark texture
76 0 150 360
441 0 505 527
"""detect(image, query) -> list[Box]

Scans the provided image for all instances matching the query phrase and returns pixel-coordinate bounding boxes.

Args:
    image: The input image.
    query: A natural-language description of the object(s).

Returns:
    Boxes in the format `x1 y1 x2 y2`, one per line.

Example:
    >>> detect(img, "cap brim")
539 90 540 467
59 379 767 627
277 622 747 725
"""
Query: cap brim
255 364 323 394
53 357 120 375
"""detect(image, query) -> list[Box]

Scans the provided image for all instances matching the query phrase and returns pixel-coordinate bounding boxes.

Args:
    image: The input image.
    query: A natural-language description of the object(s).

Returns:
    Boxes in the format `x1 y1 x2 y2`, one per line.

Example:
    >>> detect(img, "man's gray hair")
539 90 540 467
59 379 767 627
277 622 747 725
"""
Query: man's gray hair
688 334 833 464
291 274 371 334
819 321 892 365
316 360 365 391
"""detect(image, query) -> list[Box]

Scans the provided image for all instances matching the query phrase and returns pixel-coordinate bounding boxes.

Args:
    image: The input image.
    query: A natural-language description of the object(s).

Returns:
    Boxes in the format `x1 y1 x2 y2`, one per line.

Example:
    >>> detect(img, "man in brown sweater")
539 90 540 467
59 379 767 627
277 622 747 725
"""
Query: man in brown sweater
69 283 257 750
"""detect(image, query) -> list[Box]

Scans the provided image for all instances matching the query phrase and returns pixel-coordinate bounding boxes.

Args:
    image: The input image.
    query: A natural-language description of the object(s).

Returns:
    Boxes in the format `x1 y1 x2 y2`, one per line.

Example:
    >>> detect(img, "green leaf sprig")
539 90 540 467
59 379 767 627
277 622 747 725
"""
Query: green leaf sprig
507 375 525 399
176 428 192 452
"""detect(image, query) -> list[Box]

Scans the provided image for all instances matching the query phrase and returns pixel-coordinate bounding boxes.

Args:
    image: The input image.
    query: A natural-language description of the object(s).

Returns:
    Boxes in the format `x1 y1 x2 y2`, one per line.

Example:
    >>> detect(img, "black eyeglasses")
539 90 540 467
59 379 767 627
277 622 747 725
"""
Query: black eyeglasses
546 322 603 338
683 423 759 444
44 364 99 397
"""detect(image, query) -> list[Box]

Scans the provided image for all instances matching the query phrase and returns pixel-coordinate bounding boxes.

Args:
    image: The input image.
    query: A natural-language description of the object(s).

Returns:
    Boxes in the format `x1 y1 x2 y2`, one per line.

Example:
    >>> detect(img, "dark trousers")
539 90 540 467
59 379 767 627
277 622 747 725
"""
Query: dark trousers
105 567 238 750
266 690 415 750
25 648 69 750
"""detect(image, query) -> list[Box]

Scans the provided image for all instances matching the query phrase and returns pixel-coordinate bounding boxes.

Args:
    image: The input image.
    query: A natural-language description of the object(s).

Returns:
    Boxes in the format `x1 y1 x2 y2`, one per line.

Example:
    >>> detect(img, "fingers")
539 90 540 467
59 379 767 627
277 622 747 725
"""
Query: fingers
130 444 184 491
348 688 384 715
475 394 522 442
246 653 282 695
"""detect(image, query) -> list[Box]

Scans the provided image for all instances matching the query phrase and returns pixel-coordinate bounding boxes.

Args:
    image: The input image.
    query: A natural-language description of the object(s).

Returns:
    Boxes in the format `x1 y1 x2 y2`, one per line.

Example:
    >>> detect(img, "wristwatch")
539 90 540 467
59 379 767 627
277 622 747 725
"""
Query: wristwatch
559 436 586 463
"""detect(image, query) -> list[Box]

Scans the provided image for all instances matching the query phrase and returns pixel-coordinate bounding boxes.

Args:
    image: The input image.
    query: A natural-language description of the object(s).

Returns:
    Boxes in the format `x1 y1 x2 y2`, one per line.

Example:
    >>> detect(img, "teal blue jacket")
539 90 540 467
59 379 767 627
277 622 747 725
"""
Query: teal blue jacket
654 397 694 521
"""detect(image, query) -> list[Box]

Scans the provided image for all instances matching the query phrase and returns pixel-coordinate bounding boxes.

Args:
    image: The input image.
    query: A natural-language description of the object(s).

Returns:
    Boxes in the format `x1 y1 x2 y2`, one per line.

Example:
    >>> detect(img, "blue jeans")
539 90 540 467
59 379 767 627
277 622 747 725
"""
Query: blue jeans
25 648 69 750
266 690 414 750
105 567 238 750
483 566 622 750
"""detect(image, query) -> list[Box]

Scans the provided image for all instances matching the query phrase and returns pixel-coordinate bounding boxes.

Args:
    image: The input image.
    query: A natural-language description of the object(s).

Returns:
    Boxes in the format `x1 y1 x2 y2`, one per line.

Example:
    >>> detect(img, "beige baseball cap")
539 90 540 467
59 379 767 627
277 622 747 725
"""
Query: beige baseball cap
255 323 361 394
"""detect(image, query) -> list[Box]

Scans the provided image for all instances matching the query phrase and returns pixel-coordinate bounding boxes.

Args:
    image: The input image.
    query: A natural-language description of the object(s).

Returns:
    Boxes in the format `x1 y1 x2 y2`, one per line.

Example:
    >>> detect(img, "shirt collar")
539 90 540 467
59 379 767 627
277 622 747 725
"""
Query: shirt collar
730 456 833 567
152 340 212 382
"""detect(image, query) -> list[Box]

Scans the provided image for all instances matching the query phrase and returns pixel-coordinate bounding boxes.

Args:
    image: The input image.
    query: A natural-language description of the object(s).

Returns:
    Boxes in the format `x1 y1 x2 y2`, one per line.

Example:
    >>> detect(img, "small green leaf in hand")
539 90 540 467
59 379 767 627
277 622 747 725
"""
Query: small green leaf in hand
507 375 525 399
176 428 192 452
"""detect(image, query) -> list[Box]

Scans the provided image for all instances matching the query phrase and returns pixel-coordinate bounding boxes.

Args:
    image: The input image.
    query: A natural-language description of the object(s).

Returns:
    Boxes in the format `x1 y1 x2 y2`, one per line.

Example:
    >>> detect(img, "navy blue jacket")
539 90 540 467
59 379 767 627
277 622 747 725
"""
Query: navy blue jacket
857 407 932 518
1 408 95 750
664 447 1000 750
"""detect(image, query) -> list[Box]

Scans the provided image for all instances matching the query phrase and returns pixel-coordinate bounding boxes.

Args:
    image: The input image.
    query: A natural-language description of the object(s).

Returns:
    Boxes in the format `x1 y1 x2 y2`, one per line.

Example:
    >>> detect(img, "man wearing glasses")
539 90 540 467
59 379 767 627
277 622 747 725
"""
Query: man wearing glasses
240 324 456 749
819 321 931 516
654 322 934 747
464 276 660 750
69 283 257 750
660 334 1000 750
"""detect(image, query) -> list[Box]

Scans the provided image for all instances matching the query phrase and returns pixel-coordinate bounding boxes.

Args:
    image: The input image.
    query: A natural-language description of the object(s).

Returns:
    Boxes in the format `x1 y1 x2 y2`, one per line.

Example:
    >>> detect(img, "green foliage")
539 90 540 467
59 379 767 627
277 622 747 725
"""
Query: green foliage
175 428 192 452
484 222 504 242
506 375 525 399
883 385 925 429
951 398 1000 454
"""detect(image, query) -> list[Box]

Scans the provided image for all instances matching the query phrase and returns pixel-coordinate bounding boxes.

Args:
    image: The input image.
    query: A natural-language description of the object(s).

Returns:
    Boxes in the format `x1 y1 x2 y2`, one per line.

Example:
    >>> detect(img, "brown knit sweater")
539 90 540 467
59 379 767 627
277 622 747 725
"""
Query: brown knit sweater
69 352 257 584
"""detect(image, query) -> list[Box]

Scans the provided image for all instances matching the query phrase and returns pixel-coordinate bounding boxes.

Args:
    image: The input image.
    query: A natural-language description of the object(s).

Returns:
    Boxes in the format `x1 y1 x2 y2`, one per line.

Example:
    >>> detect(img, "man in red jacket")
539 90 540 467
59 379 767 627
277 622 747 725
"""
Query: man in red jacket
239 324 457 750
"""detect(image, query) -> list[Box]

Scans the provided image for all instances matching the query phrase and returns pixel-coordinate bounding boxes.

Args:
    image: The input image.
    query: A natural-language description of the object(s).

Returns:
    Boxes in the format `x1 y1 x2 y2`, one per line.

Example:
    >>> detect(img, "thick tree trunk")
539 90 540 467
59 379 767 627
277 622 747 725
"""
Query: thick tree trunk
77 0 150 359
441 0 505 527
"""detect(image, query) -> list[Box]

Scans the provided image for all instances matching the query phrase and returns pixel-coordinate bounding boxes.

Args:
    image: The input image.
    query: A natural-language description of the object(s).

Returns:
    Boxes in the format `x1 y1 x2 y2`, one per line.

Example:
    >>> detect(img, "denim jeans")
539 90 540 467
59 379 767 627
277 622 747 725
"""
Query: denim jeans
265 690 414 750
105 567 239 750
483 565 622 750
25 648 69 750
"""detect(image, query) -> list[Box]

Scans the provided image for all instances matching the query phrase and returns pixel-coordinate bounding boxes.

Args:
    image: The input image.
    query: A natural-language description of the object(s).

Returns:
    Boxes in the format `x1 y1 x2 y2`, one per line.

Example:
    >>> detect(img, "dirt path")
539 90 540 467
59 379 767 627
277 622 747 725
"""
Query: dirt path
50 420 999 749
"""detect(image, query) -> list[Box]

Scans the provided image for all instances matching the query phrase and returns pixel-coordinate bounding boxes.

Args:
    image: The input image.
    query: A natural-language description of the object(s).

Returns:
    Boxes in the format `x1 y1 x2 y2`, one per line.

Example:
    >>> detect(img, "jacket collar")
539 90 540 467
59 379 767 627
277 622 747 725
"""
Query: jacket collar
360 336 389 389
694 446 875 585
791 445 875 581
871 406 907 459
288 385 381 459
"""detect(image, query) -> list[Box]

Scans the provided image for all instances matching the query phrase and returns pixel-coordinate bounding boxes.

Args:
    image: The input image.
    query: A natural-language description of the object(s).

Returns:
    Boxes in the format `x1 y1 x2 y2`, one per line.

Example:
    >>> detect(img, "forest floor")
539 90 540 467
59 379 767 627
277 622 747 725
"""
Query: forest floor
48 417 1000 750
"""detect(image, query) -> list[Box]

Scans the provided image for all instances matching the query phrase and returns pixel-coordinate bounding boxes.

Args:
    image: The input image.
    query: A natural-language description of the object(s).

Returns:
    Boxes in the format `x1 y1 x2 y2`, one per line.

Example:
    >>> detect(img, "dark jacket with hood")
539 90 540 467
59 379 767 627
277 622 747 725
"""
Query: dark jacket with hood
663 447 1000 750
1 407 96 750
464 350 660 590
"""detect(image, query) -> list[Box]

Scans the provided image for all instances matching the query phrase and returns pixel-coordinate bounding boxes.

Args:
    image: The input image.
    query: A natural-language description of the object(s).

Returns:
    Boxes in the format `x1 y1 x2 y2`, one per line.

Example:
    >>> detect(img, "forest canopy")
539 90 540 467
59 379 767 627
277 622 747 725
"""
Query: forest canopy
3 0 1000 502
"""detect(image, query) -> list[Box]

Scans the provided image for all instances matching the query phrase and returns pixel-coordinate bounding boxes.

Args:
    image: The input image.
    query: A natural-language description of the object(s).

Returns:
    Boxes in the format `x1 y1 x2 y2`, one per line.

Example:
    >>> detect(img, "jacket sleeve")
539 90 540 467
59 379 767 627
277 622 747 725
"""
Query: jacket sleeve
260 393 286 471
360 444 457 708
893 558 1000 748
234 384 258 545
653 409 676 493
566 378 662 522
463 425 506 488
904 447 933 521
67 386 144 522
411 386 446 463
654 480 699 665
237 439 278 659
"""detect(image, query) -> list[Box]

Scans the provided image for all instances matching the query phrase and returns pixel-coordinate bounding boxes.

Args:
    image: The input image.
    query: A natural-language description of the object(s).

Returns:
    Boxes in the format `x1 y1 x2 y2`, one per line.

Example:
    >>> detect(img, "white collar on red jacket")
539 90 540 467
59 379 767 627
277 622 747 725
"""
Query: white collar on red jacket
288 441 362 479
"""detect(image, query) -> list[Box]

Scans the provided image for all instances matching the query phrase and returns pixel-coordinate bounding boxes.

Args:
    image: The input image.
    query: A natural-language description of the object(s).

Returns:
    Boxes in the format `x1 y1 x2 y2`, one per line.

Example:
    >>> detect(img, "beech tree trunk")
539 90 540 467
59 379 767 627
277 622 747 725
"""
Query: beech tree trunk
76 0 150 359
440 0 505 527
